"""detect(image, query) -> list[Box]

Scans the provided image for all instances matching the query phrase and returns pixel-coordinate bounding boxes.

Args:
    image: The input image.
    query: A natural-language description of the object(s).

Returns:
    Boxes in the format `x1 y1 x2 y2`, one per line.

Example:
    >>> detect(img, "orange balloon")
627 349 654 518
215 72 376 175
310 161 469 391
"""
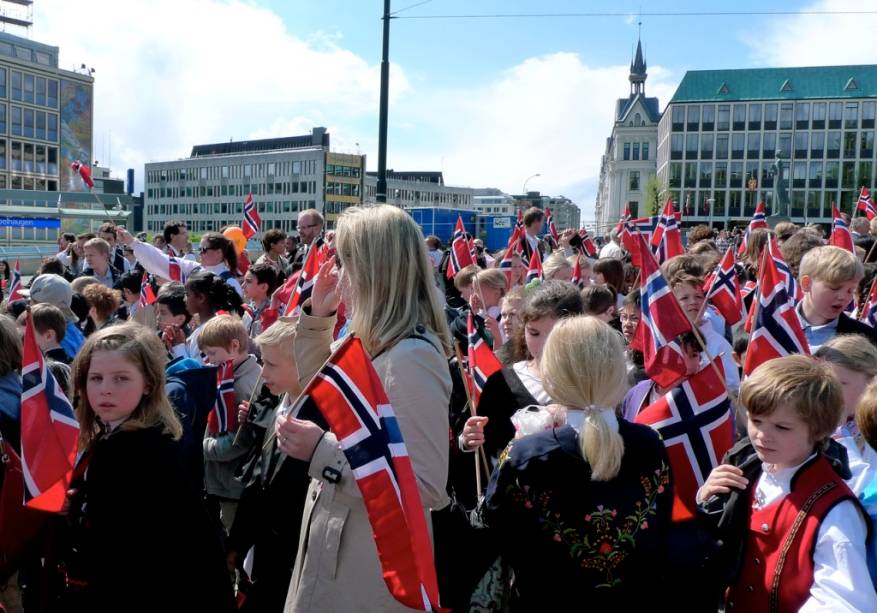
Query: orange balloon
223 226 247 254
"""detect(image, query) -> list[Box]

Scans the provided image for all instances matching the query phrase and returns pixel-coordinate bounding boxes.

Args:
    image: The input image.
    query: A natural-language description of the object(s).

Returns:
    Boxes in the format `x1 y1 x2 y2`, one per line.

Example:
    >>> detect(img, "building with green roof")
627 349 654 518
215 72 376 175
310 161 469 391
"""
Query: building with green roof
656 64 877 226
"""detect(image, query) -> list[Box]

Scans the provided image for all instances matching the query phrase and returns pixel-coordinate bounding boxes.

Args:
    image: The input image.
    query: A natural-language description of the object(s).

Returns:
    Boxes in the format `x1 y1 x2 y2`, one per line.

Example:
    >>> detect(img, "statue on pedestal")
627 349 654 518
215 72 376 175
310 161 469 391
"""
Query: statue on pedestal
769 150 790 217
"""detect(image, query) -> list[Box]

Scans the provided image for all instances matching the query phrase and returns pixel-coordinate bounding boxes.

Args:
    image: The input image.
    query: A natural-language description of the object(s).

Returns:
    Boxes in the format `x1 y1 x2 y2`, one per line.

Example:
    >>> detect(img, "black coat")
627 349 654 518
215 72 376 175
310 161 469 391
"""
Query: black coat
65 425 234 612
837 311 877 345
482 421 673 611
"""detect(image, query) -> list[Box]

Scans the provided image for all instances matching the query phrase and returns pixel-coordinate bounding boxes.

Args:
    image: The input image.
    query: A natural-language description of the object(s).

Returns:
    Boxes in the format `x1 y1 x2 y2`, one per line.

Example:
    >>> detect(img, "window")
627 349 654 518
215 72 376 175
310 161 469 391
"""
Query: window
623 142 630 160
35 77 45 106
47 114 57 141
669 162 682 188
717 105 730 130
22 74 33 104
0 103 5 134
730 162 744 188
35 110 45 140
634 112 642 126
760 164 774 188
642 142 649 160
827 132 841 158
686 134 699 160
864 101 876 129
699 163 713 188
35 144 45 173
748 103 762 130
733 104 746 130
671 134 683 160
811 132 824 158
779 104 793 129
779 133 792 159
685 163 697 188
795 103 809 129
829 102 842 128
809 161 823 188
825 161 839 188
859 161 873 189
862 131 875 158
843 132 857 158
732 133 745 159
672 106 684 131
714 162 728 188
629 171 640 191
47 79 57 108
843 161 857 188
764 103 778 129
812 102 826 129
763 132 776 159
702 105 715 130
845 102 859 129
793 162 806 188
747 133 761 159
686 105 700 131
632 142 640 160
701 133 714 159
794 132 808 158
0 68 6 99
716 134 729 159
9 71 19 101
23 142 33 173
10 105 19 136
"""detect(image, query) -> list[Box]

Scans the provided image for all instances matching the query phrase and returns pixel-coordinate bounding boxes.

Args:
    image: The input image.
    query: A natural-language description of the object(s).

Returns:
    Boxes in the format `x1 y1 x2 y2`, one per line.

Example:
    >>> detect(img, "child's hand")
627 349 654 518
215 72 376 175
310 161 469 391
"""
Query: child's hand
310 256 341 318
162 325 186 349
698 464 748 503
461 416 488 451
237 400 251 425
483 316 502 349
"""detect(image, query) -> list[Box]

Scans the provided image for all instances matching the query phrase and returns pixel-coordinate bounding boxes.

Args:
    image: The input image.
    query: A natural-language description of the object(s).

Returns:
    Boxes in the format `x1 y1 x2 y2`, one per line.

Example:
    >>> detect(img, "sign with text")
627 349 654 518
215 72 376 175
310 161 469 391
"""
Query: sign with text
0 217 61 229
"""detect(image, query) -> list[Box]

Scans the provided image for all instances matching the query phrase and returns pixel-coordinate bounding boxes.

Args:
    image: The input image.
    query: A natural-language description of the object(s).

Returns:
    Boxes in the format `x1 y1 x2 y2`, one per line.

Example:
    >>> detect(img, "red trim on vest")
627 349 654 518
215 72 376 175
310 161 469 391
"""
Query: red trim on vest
725 455 856 613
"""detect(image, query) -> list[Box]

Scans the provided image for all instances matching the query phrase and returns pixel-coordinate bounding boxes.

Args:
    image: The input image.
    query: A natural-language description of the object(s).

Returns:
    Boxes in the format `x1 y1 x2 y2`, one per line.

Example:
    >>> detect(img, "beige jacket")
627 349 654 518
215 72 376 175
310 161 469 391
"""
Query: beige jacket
284 313 451 612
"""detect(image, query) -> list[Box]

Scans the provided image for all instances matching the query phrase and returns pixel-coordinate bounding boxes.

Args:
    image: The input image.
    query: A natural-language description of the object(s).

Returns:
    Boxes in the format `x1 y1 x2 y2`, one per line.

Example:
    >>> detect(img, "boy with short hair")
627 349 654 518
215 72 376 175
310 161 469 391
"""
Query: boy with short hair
155 282 191 336
198 314 262 533
699 355 876 612
798 245 877 349
24 303 70 364
82 237 122 288
241 261 279 339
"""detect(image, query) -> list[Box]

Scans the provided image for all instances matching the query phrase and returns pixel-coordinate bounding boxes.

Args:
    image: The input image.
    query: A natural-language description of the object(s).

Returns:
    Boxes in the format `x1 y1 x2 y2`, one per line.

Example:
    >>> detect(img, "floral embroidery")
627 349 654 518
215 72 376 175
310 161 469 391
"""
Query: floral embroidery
505 461 670 589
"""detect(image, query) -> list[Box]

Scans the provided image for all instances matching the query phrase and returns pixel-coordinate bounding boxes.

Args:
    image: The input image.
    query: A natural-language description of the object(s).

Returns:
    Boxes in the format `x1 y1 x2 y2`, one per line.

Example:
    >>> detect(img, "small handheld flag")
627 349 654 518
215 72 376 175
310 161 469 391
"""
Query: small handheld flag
241 193 261 239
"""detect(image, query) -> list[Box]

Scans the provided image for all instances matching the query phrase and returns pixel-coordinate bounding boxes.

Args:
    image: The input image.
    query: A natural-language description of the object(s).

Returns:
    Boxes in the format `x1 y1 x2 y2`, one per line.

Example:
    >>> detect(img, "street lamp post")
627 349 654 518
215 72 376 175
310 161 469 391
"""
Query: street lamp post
522 173 541 195
376 0 392 203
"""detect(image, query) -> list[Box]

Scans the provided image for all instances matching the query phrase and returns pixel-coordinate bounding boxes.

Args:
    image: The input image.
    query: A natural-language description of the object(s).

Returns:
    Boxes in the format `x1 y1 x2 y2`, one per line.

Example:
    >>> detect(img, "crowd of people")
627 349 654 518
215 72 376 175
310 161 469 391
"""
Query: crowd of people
1 203 877 612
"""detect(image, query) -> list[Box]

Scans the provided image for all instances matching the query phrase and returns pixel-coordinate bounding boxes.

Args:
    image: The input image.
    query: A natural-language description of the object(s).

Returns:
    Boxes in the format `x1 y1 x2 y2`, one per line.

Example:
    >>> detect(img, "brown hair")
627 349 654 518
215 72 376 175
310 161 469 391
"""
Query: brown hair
687 224 714 245
743 228 770 270
593 258 625 294
261 228 286 253
72 322 181 450
856 378 877 451
197 313 249 353
201 231 238 273
814 334 877 379
522 207 544 227
581 285 616 316
741 355 843 442
661 254 706 281
0 315 21 374
513 280 584 361
780 230 823 279
453 264 480 290
82 284 121 322
773 221 799 242
30 303 66 343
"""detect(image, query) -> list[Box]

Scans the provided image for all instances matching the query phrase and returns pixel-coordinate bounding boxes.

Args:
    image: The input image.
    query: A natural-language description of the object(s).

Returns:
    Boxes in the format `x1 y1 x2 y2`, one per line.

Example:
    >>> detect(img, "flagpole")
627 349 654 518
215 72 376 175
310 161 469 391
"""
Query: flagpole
866 235 877 264
859 275 877 320
454 342 492 495
233 373 264 447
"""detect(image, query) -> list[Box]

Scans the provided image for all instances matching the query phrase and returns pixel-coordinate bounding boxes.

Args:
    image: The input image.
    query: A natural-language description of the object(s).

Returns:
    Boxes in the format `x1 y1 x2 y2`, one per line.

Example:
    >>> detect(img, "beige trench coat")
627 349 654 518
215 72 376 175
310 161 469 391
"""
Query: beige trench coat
284 313 451 612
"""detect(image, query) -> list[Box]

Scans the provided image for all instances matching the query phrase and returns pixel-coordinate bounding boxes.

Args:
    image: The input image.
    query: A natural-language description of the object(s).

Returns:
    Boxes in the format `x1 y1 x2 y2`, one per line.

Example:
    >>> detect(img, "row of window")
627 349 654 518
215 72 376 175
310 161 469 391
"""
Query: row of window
669 130 876 161
7 69 60 110
148 159 320 183
666 189 865 219
325 164 362 178
667 160 875 191
363 184 472 205
147 181 318 200
0 174 60 191
325 181 362 197
622 141 651 161
146 199 319 219
0 226 60 242
670 101 877 133
5 140 60 175
147 218 309 234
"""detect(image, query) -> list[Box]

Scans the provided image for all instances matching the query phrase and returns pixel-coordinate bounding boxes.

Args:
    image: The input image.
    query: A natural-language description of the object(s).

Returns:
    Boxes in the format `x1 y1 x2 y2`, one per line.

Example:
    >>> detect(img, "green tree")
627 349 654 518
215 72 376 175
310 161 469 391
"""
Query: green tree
644 174 665 216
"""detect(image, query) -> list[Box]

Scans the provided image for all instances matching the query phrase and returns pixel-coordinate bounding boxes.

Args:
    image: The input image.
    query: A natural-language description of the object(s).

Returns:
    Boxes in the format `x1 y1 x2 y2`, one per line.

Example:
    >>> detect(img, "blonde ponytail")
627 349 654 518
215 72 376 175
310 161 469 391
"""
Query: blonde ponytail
581 410 625 481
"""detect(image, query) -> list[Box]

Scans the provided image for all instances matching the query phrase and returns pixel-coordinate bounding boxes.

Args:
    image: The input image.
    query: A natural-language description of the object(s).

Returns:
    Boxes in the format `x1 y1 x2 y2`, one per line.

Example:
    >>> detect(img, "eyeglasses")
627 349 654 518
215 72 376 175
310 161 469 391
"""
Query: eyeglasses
299 223 321 230
199 245 218 254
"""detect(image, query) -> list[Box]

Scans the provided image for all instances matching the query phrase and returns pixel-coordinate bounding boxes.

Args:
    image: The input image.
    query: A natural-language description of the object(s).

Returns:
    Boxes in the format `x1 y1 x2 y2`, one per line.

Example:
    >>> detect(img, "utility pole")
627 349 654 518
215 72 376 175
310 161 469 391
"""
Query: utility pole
376 0 391 203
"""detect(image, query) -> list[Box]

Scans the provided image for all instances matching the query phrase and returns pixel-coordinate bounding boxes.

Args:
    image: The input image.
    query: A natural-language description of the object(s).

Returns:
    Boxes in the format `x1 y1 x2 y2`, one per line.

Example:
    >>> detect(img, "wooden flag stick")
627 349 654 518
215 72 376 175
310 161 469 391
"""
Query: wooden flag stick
454 342 492 495
232 372 264 447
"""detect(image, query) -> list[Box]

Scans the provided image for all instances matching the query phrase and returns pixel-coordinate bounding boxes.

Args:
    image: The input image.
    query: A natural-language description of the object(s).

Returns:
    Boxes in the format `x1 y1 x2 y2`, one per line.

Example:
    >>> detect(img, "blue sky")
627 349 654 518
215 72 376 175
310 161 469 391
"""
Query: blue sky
32 0 877 223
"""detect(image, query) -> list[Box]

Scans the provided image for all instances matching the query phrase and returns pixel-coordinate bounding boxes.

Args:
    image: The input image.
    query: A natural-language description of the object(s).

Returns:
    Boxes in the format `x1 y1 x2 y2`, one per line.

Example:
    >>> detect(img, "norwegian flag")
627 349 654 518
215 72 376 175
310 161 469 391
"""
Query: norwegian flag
651 198 685 264
167 256 183 282
768 236 803 304
515 209 524 232
743 249 810 376
7 257 22 301
525 247 543 283
741 280 757 300
861 276 877 327
618 206 642 266
446 216 475 279
633 234 693 389
858 187 877 221
737 201 769 256
830 202 855 253
577 227 598 258
545 208 559 242
287 336 442 610
70 159 94 189
571 256 585 289
632 215 660 246
138 272 156 308
241 193 261 239
705 247 745 326
20 311 79 512
208 361 237 435
635 361 733 522
499 227 522 284
466 312 502 407
283 237 323 317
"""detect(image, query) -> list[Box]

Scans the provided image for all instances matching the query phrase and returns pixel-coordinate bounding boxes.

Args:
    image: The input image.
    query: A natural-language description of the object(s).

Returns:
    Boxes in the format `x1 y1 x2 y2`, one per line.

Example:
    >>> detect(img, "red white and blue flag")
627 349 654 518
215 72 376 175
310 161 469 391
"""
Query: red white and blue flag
737 201 769 256
858 187 877 221
241 192 261 239
636 360 733 522
830 202 855 253
743 249 810 376
138 271 156 308
284 237 323 316
545 207 559 242
466 312 502 407
861 276 877 328
769 236 803 304
287 336 443 610
499 227 522 283
577 227 598 258
632 234 693 389
7 257 22 301
20 311 79 512
446 216 475 279
570 256 585 289
705 247 745 326
167 256 183 283
208 360 237 435
525 246 543 283
651 198 685 264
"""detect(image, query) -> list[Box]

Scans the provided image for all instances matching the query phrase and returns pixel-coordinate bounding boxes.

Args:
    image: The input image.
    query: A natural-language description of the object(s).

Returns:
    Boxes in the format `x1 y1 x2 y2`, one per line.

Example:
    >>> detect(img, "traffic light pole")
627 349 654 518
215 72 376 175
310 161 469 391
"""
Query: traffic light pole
376 0 391 204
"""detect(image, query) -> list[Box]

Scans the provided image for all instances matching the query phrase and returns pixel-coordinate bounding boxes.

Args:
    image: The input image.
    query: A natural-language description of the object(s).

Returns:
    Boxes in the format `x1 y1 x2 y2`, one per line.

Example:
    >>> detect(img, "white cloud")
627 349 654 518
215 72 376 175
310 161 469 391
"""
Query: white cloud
744 0 877 67
33 0 409 187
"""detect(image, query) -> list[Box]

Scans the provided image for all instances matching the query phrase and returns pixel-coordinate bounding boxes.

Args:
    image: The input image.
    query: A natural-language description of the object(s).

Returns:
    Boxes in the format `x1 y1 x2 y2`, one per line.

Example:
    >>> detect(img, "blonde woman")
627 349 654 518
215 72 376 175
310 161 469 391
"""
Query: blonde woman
542 252 573 282
275 204 452 612
481 316 672 610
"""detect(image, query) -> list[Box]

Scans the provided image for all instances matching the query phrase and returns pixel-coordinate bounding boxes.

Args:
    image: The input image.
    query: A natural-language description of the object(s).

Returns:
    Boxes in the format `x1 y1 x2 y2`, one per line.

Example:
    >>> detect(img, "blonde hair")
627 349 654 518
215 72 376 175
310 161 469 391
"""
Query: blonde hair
197 313 249 352
540 316 628 481
741 355 843 442
73 322 181 450
453 264 480 291
543 252 572 280
83 237 111 256
814 334 877 379
474 268 507 294
856 378 877 450
335 205 451 356
255 316 297 361
799 245 864 285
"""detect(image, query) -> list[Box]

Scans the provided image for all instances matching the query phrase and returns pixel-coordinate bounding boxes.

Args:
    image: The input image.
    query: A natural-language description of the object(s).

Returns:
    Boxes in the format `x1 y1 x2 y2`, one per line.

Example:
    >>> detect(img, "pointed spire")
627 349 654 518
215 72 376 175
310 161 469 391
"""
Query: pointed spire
629 27 647 96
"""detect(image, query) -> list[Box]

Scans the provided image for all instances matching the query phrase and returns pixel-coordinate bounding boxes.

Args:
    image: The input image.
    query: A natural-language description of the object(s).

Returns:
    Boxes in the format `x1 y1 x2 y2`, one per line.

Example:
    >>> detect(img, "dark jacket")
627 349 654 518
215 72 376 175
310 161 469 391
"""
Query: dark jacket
837 311 877 345
63 425 234 612
475 366 541 462
482 421 673 611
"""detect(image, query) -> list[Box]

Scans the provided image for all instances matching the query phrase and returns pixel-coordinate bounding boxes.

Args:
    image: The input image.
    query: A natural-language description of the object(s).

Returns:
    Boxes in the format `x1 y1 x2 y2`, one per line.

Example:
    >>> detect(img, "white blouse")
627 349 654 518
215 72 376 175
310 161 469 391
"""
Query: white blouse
512 360 551 405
